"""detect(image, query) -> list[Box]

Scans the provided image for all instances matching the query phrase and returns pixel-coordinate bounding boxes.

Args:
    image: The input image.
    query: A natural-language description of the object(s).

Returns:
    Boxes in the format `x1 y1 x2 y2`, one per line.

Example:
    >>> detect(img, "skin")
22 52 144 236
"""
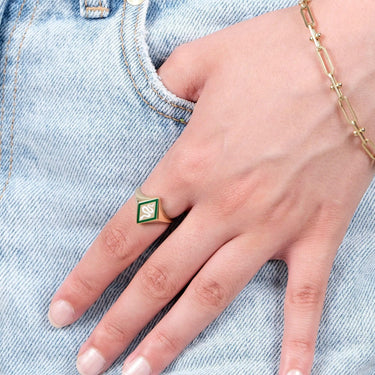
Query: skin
49 1 375 374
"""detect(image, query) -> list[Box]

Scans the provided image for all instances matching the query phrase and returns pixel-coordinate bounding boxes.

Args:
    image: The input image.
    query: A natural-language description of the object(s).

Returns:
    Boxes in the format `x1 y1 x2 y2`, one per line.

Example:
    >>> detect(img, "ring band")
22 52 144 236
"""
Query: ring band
135 187 172 224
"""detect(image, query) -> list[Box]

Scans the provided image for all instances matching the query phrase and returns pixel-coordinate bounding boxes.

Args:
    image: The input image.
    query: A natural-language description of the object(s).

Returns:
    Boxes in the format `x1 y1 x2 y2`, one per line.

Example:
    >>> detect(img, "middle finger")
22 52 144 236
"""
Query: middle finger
76 206 232 374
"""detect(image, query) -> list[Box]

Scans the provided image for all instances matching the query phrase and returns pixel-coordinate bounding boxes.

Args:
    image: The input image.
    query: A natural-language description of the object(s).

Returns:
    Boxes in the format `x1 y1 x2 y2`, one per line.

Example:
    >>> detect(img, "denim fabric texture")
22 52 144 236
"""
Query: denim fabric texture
0 0 374 374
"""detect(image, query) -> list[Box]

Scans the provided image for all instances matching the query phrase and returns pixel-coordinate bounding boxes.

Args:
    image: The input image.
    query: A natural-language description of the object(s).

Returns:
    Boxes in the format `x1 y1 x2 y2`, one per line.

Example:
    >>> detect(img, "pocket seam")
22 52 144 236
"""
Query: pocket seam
134 5 193 114
0 0 39 203
120 0 190 124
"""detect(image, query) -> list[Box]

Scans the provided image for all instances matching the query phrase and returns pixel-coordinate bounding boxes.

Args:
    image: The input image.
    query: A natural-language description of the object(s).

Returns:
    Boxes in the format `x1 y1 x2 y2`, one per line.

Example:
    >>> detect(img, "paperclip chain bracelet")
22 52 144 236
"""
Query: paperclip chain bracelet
298 0 375 162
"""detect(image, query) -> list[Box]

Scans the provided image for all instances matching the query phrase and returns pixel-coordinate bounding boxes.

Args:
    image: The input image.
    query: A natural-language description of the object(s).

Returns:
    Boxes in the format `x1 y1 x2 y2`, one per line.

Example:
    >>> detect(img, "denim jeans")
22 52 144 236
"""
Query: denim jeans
0 0 374 374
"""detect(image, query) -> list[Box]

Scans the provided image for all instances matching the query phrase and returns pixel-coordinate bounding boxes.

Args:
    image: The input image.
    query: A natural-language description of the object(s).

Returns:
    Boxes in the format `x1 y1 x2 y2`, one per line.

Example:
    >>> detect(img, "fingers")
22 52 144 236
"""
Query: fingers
75 206 233 375
279 239 337 375
48 195 164 328
48 104 210 328
48 161 195 329
118 234 268 375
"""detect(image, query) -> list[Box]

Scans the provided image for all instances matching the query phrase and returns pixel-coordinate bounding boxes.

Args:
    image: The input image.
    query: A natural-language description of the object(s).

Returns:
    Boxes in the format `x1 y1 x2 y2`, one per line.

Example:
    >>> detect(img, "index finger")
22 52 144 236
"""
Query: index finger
48 157 190 329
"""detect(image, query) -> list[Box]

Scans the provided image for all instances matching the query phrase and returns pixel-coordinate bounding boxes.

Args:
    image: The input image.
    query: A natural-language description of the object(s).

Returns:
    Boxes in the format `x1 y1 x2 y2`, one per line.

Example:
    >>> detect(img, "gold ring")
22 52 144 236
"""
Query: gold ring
135 187 172 224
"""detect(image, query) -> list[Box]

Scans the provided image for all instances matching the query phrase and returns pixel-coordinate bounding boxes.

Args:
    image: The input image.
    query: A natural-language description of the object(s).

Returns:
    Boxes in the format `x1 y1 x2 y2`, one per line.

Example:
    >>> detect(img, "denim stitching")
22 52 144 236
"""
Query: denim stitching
84 0 109 18
85 7 109 14
0 0 39 203
0 0 27 170
134 5 193 113
120 0 187 124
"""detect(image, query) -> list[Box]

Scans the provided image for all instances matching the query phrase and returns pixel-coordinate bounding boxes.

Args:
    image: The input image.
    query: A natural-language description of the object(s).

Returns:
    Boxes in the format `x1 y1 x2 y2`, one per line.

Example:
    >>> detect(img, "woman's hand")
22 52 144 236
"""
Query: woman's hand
48 1 375 374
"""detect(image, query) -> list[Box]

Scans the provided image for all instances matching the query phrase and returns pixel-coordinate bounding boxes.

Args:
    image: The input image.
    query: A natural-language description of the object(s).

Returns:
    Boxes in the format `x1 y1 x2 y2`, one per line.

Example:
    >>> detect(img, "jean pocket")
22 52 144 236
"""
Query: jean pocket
119 0 194 125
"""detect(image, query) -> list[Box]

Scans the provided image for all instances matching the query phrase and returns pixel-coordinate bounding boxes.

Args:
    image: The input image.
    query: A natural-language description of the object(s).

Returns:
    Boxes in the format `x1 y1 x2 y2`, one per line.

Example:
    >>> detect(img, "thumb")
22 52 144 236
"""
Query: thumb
157 43 208 103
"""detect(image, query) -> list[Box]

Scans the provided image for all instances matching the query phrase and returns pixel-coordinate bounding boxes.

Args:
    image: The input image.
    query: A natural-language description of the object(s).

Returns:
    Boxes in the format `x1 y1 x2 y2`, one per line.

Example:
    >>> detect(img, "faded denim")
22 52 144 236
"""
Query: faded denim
0 0 374 374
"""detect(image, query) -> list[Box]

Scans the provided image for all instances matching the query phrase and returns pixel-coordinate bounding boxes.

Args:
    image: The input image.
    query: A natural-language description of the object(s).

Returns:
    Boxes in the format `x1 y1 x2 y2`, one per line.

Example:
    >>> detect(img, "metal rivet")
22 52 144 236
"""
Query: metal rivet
127 0 145 5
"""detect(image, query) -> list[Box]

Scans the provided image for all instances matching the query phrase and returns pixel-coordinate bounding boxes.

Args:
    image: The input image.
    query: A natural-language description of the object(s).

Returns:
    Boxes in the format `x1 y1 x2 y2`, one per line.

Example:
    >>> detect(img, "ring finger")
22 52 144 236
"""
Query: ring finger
119 233 270 375
75 206 233 375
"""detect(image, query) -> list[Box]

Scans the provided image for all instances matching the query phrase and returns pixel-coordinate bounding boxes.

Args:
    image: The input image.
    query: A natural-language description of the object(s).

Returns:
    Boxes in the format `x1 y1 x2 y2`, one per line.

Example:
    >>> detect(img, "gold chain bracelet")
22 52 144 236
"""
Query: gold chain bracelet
298 0 375 162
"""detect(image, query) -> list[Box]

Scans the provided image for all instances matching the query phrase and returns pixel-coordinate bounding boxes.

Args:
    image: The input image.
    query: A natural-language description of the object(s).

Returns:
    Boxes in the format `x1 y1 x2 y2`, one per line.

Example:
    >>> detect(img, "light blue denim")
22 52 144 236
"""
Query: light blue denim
0 0 374 374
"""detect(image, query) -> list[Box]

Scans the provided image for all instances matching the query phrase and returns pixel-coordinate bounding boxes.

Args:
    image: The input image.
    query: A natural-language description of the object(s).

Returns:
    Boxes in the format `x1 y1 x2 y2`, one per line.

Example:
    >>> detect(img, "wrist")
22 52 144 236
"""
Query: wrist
312 0 375 136
298 0 375 169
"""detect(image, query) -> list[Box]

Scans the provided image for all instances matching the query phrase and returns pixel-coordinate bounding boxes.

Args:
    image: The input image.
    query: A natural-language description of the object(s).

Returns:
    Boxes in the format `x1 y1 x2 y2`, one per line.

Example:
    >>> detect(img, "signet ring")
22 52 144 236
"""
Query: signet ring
135 187 172 224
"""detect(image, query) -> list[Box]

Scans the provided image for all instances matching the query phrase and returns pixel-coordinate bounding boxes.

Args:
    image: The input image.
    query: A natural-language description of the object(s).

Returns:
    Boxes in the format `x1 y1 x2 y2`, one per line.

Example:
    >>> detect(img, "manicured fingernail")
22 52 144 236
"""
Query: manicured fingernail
287 370 303 375
122 356 152 375
48 300 75 328
76 348 106 375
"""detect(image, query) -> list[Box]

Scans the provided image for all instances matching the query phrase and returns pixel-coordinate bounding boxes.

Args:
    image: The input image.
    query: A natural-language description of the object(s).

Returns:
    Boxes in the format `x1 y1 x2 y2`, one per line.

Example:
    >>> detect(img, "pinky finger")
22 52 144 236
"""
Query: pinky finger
121 234 268 375
279 239 337 375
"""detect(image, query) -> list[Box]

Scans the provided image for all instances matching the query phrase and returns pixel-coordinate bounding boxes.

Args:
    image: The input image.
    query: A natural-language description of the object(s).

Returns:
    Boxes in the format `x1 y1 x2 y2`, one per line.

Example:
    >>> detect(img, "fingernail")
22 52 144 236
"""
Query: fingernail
287 370 303 375
122 356 152 375
76 348 106 375
48 300 75 328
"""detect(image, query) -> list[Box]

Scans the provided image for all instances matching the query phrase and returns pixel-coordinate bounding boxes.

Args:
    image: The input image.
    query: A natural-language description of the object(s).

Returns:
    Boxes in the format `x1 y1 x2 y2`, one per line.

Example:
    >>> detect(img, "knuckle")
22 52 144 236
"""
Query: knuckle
168 44 197 74
100 225 132 261
139 263 176 301
101 320 130 344
209 181 251 219
287 338 314 355
168 44 188 64
289 283 323 307
174 147 209 186
172 43 191 58
164 44 200 102
193 277 229 309
207 169 269 220
310 203 343 240
70 271 98 298
153 328 181 354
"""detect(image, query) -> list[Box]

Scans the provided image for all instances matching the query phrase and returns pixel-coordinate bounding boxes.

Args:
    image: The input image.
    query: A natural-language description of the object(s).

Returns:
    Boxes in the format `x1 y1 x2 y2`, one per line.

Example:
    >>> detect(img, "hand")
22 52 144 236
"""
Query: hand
48 1 375 374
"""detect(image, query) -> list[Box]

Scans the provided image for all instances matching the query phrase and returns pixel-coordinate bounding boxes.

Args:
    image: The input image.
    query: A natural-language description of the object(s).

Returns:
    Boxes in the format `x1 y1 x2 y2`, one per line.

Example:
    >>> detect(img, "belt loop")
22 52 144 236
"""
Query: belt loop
79 0 110 19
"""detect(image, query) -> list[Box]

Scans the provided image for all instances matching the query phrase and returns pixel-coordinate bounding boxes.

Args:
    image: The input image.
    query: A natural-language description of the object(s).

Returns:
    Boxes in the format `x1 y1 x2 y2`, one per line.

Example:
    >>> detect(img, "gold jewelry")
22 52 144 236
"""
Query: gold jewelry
299 0 375 162
135 187 172 224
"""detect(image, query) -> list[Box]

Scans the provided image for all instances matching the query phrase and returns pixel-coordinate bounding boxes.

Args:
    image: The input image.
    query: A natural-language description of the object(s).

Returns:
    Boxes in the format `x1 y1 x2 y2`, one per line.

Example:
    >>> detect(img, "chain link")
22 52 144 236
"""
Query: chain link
298 0 375 161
